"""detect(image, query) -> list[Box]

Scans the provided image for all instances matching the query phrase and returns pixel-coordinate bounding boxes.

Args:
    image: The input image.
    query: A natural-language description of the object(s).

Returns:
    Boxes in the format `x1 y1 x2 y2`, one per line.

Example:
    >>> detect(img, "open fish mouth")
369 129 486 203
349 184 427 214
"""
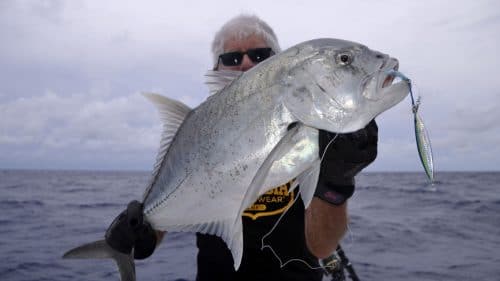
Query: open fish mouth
361 57 407 100
381 58 400 88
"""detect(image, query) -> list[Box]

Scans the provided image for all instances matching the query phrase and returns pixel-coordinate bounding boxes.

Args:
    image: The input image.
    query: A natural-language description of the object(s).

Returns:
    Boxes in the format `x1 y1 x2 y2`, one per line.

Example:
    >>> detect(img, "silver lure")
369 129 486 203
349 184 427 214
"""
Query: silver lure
389 70 434 183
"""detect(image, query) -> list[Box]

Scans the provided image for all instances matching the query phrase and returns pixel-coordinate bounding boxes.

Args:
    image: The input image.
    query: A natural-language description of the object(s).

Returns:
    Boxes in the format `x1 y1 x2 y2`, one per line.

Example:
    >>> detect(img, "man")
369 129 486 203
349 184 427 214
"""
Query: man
106 14 377 281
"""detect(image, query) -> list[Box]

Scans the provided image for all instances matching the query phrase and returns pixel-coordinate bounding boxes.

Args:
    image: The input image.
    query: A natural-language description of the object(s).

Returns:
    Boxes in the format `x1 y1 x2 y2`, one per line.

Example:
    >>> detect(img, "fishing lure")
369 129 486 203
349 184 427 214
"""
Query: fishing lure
389 70 434 183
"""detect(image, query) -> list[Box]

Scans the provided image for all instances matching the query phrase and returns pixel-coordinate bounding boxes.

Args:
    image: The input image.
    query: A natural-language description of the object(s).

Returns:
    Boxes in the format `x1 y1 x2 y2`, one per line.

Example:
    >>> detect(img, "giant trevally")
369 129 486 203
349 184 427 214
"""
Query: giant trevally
63 38 410 280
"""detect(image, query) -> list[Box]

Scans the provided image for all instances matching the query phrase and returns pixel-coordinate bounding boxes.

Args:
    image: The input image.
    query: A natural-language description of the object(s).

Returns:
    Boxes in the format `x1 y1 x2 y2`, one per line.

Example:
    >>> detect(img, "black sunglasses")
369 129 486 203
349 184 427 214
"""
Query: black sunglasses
218 48 274 67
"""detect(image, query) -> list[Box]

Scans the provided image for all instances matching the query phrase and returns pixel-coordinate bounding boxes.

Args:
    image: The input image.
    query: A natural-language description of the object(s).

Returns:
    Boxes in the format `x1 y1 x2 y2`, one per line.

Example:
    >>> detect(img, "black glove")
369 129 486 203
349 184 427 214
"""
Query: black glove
105 200 157 259
314 120 378 205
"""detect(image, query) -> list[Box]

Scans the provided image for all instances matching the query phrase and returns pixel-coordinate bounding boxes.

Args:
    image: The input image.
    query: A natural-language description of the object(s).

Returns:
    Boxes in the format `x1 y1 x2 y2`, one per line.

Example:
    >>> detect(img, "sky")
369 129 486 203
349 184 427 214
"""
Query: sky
1 0 499 172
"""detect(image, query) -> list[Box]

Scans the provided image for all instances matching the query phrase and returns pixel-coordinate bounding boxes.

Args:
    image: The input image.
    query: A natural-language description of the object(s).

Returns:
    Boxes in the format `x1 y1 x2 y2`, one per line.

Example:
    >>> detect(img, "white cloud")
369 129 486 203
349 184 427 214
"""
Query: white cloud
0 89 169 168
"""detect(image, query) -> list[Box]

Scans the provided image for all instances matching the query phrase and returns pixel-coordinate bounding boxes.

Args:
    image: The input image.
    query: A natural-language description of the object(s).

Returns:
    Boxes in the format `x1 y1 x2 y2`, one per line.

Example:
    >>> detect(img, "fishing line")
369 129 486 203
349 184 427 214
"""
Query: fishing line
343 222 355 247
260 133 340 271
321 133 339 162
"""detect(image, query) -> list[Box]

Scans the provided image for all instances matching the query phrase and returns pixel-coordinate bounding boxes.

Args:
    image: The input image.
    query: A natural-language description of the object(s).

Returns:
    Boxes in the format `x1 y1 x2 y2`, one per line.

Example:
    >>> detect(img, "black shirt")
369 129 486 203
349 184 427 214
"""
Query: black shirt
196 181 323 281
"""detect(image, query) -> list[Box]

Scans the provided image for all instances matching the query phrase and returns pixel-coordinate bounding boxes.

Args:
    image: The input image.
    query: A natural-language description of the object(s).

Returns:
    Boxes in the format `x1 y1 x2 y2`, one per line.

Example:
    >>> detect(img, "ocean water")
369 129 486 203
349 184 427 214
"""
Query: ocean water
0 170 499 281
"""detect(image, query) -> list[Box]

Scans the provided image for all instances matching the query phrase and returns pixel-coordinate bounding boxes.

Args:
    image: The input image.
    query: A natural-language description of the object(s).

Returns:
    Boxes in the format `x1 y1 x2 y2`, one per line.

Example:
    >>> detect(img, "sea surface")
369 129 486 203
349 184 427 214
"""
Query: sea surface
0 170 499 281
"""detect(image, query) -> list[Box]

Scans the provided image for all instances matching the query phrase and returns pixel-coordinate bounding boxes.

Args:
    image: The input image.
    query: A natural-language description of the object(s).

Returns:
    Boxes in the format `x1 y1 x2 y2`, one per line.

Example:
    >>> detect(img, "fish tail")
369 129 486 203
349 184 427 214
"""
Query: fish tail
63 239 136 281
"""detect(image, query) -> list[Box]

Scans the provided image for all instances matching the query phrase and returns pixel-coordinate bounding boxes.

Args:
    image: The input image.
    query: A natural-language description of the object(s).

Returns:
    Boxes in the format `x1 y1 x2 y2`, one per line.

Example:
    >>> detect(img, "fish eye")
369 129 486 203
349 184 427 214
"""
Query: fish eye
336 52 353 66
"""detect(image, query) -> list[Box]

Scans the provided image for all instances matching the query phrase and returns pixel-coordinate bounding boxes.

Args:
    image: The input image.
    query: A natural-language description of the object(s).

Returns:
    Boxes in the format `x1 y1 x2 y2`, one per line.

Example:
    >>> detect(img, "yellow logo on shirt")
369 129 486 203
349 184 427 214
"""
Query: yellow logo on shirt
242 180 295 220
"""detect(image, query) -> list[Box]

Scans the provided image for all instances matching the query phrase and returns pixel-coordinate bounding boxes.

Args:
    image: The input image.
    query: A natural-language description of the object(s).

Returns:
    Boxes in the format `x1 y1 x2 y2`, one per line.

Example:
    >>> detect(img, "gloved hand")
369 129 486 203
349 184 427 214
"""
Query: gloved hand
105 200 157 259
314 120 378 205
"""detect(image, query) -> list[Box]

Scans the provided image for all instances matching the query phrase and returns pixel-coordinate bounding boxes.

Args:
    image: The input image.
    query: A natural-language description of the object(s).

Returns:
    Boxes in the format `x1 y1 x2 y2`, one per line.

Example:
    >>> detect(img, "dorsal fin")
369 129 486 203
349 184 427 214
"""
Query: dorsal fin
205 70 243 95
141 93 191 201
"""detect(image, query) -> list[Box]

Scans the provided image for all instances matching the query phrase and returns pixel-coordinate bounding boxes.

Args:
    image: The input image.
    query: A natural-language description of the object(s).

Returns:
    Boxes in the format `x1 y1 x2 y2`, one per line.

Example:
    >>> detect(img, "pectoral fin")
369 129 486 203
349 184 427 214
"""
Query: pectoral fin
237 124 319 219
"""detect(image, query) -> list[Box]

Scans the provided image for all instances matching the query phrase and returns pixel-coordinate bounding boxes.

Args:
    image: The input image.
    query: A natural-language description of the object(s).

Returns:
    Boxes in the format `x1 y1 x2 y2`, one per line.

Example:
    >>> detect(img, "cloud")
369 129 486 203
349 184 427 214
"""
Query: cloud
0 92 152 145
0 89 173 169
1 0 499 171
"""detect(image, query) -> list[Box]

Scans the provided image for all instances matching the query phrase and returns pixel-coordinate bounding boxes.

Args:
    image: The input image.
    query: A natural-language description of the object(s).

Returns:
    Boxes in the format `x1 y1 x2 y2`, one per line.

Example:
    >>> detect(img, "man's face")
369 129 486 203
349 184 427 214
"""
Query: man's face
219 34 269 72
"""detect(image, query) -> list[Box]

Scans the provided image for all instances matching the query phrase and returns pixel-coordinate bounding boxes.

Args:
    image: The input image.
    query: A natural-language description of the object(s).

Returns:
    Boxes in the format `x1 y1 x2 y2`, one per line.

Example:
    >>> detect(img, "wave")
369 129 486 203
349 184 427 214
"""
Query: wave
63 202 122 209
0 199 45 207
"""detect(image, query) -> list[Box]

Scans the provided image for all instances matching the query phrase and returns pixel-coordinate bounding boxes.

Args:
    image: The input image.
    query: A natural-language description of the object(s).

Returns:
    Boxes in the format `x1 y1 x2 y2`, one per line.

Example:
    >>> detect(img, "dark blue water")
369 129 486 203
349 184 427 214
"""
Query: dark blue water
1 170 499 281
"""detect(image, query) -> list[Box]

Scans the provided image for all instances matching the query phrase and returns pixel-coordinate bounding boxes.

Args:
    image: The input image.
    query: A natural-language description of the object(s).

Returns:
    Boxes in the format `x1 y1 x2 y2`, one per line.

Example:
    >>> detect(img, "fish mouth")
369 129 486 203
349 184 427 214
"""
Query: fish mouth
381 58 400 88
361 57 406 100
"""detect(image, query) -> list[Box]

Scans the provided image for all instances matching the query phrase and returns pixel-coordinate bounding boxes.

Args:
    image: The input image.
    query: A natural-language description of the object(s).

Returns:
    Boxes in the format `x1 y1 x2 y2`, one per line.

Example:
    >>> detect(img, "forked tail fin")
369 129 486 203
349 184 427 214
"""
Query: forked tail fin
63 239 136 281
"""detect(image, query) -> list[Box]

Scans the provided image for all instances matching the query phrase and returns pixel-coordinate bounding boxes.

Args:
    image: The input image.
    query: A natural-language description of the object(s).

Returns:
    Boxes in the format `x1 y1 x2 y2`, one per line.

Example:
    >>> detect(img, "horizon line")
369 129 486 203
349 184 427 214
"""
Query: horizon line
1 168 499 173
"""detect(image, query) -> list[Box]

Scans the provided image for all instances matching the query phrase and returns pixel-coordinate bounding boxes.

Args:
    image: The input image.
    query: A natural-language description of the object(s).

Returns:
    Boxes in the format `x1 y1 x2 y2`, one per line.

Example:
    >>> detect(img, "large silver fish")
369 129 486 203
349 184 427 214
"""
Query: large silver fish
63 38 410 280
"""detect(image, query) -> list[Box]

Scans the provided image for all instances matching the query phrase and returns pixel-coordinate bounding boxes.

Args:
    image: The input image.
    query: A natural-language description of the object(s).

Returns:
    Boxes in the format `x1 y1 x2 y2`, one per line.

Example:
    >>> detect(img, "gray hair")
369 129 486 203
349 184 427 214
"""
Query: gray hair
211 14 281 69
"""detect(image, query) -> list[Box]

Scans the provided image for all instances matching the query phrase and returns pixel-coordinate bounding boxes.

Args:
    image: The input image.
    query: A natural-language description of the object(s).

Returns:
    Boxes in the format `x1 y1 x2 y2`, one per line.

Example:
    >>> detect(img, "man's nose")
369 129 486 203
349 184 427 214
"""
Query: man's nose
239 54 255 71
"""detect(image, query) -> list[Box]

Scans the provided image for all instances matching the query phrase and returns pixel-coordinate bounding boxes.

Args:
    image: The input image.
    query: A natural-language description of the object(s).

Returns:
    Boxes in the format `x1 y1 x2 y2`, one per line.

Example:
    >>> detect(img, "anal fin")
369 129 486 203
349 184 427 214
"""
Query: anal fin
170 218 244 270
